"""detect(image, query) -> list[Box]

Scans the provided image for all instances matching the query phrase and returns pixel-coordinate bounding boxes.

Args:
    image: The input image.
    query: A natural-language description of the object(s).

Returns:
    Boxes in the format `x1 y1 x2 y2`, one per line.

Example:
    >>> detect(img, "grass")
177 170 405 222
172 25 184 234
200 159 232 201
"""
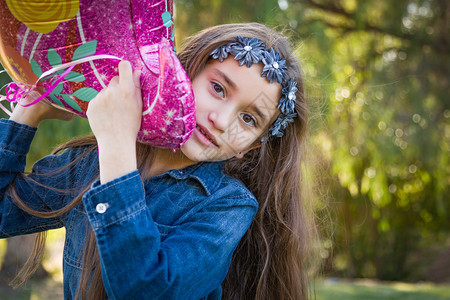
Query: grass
0 277 449 299
315 278 450 300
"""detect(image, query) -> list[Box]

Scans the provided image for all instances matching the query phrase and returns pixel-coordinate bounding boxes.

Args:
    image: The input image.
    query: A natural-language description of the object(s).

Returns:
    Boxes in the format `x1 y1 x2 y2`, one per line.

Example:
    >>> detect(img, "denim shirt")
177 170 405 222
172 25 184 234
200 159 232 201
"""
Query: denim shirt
0 119 258 299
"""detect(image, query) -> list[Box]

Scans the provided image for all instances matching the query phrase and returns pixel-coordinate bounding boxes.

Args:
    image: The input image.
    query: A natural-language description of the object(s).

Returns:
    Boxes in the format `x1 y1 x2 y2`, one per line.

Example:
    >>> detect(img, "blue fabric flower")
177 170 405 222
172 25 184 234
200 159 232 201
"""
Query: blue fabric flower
229 36 265 67
269 112 297 137
210 44 232 62
261 48 288 84
278 78 298 114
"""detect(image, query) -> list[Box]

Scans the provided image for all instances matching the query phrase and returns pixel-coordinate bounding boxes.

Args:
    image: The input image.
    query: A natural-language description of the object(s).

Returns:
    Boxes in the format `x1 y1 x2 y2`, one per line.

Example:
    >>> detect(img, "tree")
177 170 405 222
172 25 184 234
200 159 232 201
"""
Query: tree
285 0 449 280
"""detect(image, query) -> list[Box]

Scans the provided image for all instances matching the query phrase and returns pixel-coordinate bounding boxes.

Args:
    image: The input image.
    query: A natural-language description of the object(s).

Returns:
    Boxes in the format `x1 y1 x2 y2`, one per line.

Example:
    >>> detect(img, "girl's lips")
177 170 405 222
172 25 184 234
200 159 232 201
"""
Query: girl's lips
195 124 219 147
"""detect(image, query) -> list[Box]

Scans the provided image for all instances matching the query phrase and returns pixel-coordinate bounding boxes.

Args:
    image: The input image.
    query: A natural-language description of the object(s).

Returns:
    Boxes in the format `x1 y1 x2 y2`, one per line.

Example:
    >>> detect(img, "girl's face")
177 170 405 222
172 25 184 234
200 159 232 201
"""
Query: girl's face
180 57 281 162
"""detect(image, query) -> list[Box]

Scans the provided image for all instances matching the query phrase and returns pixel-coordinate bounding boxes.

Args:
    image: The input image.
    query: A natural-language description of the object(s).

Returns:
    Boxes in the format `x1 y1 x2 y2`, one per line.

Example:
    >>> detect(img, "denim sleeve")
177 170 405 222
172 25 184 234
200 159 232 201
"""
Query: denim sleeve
0 119 81 237
82 171 257 300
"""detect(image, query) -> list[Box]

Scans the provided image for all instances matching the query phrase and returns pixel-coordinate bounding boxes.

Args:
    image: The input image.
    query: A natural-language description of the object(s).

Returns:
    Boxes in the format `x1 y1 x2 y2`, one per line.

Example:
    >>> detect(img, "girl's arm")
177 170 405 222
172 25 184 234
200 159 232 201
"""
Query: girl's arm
82 172 257 299
0 94 85 237
86 60 142 184
0 119 87 237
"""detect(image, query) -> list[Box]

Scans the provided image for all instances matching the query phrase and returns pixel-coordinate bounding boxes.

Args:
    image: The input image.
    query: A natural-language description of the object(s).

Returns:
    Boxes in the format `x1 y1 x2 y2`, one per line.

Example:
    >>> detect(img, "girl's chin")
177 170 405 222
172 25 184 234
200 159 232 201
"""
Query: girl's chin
180 142 230 163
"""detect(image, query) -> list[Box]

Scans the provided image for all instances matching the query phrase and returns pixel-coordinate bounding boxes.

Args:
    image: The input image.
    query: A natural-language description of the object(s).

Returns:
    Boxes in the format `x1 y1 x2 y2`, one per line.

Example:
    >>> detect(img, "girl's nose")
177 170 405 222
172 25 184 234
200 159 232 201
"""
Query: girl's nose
208 112 225 132
208 107 233 132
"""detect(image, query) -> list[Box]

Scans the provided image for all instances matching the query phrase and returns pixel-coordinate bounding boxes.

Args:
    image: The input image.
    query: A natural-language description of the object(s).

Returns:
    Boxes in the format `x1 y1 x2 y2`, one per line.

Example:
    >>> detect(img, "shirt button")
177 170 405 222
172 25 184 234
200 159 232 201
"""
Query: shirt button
96 203 108 214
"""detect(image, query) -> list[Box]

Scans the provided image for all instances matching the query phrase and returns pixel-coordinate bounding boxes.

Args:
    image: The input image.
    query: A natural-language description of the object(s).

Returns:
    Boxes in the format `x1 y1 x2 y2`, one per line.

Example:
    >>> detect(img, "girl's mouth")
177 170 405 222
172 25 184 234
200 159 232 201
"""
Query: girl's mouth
196 125 219 147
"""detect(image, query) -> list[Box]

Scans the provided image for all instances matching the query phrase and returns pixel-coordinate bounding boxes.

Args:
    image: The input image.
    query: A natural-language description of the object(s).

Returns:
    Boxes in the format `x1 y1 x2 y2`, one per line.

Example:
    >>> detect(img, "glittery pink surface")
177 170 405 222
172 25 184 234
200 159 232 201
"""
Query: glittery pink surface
0 0 195 149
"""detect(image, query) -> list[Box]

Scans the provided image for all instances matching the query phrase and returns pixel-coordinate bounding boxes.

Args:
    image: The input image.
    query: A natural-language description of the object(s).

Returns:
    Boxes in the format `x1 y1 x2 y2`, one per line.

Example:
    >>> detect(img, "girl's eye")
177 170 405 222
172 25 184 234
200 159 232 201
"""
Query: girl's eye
211 82 225 97
241 113 257 127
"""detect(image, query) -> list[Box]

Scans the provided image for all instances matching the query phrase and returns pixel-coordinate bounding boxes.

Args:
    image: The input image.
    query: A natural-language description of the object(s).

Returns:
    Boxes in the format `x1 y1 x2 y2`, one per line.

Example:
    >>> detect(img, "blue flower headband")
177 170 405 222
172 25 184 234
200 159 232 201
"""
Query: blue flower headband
210 36 298 139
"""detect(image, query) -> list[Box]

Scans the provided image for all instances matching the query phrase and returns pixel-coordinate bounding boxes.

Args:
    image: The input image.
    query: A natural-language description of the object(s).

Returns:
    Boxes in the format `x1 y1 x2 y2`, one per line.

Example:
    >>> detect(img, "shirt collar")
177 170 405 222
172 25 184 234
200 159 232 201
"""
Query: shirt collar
165 162 225 196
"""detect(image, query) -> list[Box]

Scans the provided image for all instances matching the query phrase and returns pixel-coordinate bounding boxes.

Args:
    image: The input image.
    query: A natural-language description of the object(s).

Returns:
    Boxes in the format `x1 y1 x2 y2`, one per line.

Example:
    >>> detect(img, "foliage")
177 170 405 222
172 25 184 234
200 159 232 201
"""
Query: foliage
175 0 449 281
287 0 449 281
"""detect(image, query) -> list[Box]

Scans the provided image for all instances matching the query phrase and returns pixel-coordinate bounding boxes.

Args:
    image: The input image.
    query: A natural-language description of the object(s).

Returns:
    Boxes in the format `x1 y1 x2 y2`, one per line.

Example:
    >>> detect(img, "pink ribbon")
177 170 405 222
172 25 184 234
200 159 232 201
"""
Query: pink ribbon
0 82 30 116
0 65 74 116
5 82 27 102
0 54 122 115
21 65 75 107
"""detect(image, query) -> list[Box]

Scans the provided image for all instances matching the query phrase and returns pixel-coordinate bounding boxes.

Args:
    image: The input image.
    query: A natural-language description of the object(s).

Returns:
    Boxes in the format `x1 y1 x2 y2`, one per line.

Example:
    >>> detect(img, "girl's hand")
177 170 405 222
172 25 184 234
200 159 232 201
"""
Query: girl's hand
86 60 143 184
86 60 142 147
9 91 76 127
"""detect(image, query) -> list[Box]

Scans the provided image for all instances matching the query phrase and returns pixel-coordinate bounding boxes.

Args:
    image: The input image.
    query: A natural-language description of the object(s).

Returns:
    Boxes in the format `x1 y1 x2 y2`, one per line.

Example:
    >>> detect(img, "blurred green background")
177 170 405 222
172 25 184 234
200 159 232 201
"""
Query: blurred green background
0 0 448 298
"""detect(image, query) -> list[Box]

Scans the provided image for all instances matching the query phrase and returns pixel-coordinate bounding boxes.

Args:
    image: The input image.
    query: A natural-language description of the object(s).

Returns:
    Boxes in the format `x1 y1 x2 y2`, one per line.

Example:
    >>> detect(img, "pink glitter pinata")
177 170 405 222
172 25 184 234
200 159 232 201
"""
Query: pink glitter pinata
0 0 195 149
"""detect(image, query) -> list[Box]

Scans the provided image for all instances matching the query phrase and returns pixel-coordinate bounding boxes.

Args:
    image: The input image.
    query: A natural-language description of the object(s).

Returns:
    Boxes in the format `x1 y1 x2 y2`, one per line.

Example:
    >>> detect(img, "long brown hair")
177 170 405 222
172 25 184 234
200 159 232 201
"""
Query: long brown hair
8 23 317 299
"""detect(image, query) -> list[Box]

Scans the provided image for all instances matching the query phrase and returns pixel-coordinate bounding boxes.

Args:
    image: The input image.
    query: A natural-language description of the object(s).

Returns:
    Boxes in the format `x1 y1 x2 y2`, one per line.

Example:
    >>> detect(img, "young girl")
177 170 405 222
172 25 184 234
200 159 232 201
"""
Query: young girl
0 23 315 299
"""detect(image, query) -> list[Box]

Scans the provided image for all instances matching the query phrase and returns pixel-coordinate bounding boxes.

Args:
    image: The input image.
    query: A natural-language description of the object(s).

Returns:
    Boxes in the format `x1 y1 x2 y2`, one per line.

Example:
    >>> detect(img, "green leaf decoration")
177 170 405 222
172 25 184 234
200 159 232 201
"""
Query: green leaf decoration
47 48 62 67
72 40 98 61
65 71 85 82
51 83 64 95
61 94 82 112
72 87 98 101
49 94 65 108
30 59 42 77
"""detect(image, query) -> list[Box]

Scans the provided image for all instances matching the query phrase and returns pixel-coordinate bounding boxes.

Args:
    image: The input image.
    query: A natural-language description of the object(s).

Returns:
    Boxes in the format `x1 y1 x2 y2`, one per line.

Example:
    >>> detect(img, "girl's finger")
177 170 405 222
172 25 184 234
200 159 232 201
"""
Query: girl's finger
108 76 119 87
133 70 142 90
118 60 133 89
133 70 142 108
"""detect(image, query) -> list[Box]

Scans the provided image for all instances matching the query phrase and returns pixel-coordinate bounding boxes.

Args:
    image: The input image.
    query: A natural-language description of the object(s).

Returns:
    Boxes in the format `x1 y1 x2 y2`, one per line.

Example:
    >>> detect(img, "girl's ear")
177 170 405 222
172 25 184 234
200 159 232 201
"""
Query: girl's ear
235 142 261 159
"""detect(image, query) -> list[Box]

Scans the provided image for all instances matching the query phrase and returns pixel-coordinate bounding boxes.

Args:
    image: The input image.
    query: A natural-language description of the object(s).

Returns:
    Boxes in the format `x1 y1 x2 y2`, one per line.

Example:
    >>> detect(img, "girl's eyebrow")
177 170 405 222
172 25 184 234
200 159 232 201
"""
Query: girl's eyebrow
252 105 269 125
212 69 237 91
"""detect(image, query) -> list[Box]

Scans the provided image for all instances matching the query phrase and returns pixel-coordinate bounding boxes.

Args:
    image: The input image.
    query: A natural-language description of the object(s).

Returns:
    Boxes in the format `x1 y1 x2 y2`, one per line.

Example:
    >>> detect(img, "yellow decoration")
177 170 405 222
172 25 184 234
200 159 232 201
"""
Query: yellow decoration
1 45 39 84
5 0 80 34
